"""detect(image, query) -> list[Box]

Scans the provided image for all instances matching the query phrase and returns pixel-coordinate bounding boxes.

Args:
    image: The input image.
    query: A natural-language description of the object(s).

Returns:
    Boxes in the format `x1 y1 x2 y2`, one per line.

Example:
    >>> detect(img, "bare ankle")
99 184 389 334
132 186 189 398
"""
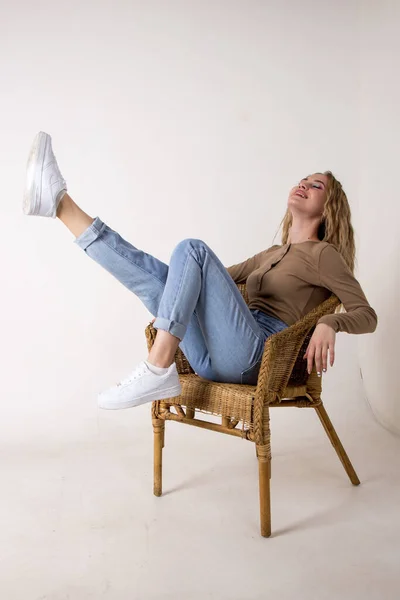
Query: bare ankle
56 193 94 237
147 357 174 369
56 192 72 218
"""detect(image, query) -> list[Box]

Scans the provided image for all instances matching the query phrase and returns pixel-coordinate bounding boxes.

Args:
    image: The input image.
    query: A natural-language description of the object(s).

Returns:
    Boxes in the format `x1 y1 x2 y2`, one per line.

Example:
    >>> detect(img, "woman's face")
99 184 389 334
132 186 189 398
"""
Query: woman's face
288 173 329 218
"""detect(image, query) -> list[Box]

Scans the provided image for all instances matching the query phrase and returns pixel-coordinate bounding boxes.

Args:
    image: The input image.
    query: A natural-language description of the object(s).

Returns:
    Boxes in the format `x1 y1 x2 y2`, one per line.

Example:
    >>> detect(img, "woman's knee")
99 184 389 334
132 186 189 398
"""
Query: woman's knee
174 238 207 252
172 238 210 262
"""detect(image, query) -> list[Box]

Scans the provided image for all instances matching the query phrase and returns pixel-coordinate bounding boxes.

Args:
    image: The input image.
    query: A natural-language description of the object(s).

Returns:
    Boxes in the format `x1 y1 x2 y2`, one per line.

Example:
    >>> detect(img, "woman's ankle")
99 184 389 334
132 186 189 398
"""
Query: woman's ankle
56 193 94 236
56 193 74 220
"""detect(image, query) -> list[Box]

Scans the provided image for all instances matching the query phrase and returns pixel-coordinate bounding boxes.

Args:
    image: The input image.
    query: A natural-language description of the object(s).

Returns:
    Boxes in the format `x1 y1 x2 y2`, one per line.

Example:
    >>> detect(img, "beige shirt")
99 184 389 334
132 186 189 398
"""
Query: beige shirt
226 241 377 334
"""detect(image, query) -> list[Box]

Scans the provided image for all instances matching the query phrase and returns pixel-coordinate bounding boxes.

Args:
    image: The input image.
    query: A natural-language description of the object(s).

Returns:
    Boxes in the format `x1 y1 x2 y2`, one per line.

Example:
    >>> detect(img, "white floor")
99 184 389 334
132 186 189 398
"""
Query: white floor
1 377 399 600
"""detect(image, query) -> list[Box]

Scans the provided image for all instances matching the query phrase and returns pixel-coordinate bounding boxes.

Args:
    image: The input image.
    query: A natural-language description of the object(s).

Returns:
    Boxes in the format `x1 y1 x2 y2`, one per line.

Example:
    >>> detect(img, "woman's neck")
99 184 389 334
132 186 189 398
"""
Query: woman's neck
287 220 320 244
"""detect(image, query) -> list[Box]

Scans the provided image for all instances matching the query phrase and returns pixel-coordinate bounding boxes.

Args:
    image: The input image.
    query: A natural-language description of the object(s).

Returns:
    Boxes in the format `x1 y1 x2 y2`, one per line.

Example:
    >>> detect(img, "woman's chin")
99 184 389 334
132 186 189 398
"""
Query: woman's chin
287 197 300 210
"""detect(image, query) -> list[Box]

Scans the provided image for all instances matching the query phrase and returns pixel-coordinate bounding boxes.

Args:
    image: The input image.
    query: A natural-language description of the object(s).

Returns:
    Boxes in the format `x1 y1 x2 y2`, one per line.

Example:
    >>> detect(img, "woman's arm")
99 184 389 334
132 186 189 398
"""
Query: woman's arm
317 245 378 334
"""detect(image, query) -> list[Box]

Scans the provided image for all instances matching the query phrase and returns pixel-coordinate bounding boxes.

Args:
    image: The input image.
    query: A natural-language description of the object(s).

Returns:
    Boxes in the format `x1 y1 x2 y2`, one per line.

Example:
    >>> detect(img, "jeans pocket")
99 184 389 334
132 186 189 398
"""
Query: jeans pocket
240 359 262 385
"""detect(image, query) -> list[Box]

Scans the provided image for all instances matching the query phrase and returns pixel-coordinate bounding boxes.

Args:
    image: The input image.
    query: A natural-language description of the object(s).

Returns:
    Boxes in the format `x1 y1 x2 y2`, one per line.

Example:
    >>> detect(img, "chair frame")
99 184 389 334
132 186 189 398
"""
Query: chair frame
145 289 360 537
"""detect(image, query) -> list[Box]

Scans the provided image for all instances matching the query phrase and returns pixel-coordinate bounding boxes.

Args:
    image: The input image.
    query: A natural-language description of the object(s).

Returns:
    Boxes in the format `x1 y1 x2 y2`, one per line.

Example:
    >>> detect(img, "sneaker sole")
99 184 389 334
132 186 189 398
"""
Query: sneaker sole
23 131 48 216
98 382 182 410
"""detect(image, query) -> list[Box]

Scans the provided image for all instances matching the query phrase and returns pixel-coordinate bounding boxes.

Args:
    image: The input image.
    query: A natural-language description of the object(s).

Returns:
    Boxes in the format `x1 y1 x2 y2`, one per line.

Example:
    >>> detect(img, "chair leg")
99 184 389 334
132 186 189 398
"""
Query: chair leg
186 408 195 419
161 426 165 448
257 444 271 537
153 418 165 496
314 403 360 485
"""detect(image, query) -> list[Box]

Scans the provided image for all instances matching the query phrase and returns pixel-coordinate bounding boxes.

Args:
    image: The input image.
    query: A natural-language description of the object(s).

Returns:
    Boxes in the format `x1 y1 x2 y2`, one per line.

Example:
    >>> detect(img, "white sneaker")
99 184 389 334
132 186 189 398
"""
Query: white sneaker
98 361 182 410
23 131 67 218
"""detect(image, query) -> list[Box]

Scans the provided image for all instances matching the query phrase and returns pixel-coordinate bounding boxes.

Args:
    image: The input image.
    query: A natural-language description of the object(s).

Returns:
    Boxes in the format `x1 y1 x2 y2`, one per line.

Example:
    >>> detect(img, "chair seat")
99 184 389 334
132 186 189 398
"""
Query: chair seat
163 374 318 428
175 374 256 427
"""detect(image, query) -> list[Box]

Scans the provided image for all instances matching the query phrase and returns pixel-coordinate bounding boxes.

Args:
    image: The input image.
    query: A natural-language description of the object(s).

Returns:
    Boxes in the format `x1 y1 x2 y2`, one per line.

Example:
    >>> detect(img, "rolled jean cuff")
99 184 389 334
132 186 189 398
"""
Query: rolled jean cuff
153 317 187 341
74 217 106 250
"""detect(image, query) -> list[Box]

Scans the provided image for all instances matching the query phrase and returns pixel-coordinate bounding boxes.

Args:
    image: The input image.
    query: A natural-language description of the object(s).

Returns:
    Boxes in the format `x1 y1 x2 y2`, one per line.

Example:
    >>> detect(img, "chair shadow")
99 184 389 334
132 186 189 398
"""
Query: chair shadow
161 468 221 496
271 490 360 537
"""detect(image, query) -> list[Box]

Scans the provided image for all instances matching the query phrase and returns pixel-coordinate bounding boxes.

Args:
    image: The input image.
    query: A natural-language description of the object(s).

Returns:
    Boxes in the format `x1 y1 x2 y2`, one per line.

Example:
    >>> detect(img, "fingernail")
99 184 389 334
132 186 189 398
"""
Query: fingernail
323 368 327 372
317 372 321 377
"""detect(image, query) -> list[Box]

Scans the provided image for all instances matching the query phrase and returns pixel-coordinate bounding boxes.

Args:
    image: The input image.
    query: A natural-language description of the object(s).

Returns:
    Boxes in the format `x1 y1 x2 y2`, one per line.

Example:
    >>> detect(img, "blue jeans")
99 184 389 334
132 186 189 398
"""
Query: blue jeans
75 218 288 385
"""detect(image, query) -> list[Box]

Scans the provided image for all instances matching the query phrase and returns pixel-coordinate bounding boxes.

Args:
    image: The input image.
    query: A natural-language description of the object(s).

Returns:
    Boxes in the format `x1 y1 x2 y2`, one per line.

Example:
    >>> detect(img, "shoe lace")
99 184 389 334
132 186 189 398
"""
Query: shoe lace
117 363 148 387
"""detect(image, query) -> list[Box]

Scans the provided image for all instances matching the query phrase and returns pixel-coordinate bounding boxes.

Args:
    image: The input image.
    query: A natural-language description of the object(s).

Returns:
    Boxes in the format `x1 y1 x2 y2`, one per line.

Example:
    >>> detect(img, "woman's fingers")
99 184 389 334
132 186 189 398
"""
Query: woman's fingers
329 344 335 367
307 345 315 375
305 327 336 376
321 344 329 373
315 345 322 375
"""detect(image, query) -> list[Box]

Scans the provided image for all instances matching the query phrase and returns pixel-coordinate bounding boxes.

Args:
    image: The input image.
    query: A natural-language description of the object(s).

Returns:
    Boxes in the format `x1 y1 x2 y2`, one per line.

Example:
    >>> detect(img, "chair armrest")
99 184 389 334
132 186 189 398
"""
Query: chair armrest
251 294 339 445
255 294 340 403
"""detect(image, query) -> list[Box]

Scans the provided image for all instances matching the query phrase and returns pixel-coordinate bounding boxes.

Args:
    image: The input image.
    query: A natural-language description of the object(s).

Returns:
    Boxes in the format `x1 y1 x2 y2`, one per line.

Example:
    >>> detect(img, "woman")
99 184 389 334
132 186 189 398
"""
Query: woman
23 132 377 410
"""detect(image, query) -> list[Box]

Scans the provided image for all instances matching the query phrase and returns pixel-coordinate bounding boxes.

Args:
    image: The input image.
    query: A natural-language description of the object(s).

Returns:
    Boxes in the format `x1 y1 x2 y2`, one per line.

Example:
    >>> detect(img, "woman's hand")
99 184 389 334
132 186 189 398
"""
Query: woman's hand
303 323 336 376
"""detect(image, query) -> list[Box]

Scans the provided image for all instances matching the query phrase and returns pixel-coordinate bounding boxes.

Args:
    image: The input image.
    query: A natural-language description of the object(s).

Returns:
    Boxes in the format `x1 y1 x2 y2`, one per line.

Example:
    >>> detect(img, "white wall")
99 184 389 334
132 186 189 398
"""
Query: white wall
0 0 381 446
357 0 400 433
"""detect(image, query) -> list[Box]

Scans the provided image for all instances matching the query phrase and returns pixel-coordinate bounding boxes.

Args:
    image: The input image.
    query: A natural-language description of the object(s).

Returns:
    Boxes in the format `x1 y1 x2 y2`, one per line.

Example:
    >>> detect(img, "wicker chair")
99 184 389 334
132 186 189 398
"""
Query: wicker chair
145 285 360 537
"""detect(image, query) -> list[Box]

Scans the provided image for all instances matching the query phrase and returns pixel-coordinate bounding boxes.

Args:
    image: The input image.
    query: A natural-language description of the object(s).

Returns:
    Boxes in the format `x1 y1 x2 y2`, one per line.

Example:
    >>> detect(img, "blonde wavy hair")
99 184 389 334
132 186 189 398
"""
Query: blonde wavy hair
278 171 356 274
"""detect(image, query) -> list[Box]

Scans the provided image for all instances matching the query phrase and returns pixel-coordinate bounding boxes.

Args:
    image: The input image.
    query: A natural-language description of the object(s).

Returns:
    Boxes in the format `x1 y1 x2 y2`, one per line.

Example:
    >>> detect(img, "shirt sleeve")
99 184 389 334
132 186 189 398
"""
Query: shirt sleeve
226 246 280 284
317 245 378 334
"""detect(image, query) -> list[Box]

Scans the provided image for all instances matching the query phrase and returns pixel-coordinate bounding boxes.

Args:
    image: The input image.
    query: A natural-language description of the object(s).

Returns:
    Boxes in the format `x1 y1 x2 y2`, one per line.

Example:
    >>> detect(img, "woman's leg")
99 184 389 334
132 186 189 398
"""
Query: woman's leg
57 194 181 368
22 132 213 408
56 193 94 237
154 237 269 383
71 211 269 383
23 131 267 383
